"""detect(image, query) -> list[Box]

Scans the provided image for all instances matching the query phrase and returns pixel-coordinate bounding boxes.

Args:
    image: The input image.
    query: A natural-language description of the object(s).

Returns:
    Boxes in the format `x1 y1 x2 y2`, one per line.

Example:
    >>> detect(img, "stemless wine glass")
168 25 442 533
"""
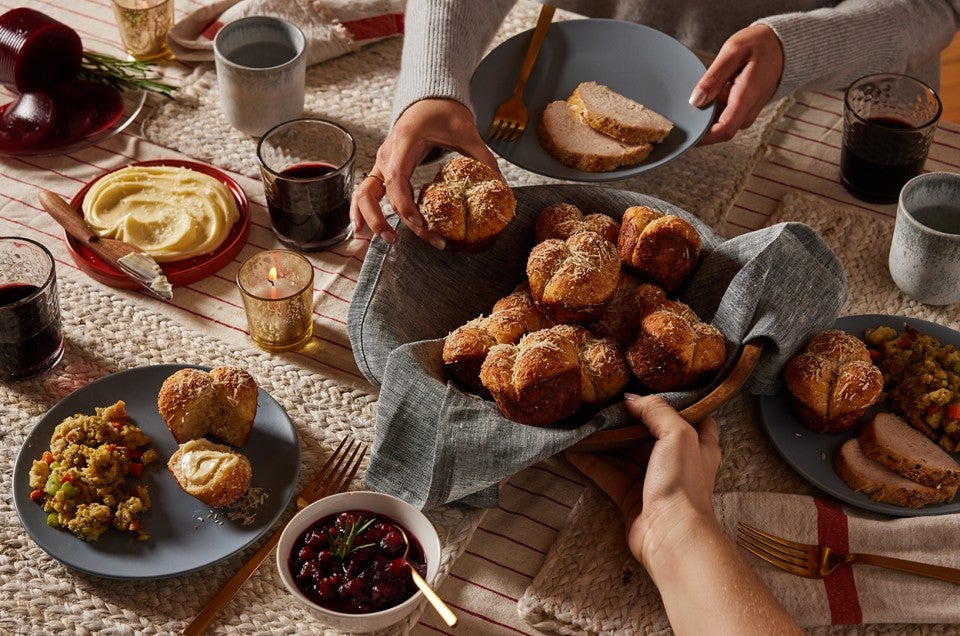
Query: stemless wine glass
840 73 942 203
256 118 356 251
0 236 64 381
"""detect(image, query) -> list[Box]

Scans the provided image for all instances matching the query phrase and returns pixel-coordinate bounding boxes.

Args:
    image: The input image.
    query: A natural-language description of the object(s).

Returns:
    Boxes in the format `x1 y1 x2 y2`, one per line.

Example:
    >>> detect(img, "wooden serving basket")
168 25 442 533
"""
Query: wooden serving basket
570 338 765 451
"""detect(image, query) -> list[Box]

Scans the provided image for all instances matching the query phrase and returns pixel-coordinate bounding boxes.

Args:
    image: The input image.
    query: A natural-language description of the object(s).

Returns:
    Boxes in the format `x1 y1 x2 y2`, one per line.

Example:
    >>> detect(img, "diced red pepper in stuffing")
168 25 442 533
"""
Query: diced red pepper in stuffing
41 451 55 465
926 404 942 416
947 405 960 420
128 462 143 478
868 348 881 362
30 489 44 503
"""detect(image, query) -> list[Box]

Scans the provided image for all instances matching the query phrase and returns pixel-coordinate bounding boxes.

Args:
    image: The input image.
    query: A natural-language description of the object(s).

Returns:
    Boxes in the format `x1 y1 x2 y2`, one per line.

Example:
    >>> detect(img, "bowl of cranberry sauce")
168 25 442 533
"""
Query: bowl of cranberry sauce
277 491 441 631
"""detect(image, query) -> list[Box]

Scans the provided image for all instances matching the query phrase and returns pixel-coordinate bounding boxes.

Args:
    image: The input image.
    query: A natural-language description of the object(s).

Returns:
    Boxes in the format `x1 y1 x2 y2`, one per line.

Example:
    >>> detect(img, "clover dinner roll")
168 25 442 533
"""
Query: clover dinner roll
587 273 667 345
618 205 701 291
157 366 258 447
534 202 620 244
552 324 629 405
480 326 582 426
168 438 252 507
417 156 516 252
784 330 884 433
442 283 549 394
527 230 620 323
626 300 726 392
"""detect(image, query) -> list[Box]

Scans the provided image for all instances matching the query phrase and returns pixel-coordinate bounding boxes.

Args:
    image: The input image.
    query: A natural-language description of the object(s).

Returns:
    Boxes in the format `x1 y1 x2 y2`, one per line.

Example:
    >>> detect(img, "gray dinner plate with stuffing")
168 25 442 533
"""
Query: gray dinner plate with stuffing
759 314 960 517
470 19 715 182
13 364 300 579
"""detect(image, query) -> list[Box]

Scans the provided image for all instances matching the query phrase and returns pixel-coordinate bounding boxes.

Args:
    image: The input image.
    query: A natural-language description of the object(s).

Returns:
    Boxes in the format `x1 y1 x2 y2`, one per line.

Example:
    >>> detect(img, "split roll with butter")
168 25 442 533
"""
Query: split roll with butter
157 365 258 507
167 438 252 508
82 165 240 262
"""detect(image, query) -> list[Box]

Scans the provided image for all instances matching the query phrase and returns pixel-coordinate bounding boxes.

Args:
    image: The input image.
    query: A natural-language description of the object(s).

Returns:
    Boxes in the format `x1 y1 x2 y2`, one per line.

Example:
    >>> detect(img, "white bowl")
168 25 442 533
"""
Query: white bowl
276 491 441 632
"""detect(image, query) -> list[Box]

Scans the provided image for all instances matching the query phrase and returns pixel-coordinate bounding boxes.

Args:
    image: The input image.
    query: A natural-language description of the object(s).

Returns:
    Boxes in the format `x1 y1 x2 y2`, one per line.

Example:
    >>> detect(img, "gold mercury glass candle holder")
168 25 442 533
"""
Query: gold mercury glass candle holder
112 0 175 61
237 250 314 352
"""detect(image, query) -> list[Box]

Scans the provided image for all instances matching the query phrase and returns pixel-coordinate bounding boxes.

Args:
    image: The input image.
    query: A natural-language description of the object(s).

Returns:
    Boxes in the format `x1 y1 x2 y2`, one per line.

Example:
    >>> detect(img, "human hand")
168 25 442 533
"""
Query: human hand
565 394 720 566
349 98 502 249
689 24 784 145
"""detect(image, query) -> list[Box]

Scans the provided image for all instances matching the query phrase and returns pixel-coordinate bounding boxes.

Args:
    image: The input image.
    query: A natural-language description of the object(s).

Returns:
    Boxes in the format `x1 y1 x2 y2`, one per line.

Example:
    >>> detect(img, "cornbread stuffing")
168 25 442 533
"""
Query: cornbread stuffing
865 325 960 453
28 401 157 541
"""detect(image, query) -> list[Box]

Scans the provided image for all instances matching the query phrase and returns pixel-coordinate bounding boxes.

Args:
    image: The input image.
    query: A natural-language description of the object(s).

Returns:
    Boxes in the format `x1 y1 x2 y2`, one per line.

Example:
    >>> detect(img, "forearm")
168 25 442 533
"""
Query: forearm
759 0 960 100
641 511 800 636
392 0 518 121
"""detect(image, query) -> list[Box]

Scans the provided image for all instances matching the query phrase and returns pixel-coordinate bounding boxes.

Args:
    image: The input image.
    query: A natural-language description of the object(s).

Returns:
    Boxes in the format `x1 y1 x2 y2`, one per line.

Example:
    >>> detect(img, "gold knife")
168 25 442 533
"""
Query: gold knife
38 189 173 301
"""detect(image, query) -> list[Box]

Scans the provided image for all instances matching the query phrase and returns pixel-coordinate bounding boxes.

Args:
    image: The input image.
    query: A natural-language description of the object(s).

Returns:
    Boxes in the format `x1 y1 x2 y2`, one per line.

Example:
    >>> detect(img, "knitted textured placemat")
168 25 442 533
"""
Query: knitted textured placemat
517 192 960 635
771 192 959 325
0 278 481 635
141 1 789 234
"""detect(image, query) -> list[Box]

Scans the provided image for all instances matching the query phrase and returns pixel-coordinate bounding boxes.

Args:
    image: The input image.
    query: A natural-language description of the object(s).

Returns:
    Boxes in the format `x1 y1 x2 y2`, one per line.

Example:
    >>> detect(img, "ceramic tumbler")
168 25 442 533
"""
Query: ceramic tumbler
888 172 960 305
213 17 306 137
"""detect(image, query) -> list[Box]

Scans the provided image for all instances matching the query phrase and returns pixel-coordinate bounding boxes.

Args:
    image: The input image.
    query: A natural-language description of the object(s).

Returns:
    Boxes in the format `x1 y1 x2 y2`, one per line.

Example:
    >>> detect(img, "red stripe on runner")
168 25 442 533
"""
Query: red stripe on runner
201 19 224 41
341 13 404 41
814 497 862 624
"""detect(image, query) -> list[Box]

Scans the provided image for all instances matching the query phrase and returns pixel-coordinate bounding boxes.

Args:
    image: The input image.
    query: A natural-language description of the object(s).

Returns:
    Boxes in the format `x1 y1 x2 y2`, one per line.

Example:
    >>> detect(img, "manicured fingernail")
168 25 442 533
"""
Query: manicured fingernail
688 88 708 108
428 235 446 250
623 392 641 401
379 231 397 245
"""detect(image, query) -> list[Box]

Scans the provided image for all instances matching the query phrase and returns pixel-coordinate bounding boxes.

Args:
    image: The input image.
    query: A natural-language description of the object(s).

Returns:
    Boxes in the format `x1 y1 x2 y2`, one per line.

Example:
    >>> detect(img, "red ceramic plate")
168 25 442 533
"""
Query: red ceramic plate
66 159 250 290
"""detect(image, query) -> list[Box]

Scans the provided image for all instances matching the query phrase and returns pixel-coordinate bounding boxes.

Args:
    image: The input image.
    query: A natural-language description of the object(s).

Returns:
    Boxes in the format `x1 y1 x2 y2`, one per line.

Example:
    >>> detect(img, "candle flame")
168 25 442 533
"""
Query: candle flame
268 267 278 285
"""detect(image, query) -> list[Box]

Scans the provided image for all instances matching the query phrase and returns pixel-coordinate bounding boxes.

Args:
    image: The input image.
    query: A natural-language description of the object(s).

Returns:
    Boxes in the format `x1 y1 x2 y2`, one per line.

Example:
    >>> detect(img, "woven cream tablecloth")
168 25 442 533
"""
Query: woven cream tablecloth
3 0 960 634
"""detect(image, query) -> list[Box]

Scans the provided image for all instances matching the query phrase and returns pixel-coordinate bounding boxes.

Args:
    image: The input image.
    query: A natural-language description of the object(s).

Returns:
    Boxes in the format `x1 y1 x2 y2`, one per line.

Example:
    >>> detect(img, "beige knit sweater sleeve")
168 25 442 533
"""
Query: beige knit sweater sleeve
392 0 960 120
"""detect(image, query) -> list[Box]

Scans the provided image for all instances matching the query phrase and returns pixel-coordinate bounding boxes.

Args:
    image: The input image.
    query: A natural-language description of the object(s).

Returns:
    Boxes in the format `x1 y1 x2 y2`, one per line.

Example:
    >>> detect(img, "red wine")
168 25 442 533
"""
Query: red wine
840 116 929 204
265 162 352 250
0 282 63 380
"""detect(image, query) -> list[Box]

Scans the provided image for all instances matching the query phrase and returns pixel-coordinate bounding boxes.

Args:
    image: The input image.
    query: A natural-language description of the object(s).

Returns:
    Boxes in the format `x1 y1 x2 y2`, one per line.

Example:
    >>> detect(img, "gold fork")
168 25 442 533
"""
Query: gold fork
737 521 960 584
183 438 367 635
487 4 555 142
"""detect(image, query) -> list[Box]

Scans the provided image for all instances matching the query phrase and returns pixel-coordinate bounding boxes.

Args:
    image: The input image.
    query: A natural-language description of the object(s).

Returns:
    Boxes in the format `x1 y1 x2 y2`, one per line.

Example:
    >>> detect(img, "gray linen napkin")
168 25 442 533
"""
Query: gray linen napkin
347 185 846 509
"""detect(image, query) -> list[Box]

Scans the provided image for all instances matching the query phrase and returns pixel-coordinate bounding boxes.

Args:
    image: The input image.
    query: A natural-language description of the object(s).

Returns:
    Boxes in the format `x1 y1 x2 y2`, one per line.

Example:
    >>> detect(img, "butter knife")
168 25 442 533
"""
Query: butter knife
38 189 173 301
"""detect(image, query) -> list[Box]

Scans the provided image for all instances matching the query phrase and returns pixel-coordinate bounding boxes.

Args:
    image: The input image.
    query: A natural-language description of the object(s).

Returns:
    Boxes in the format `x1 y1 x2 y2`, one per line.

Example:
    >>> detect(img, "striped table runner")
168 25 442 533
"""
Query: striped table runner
414 95 960 635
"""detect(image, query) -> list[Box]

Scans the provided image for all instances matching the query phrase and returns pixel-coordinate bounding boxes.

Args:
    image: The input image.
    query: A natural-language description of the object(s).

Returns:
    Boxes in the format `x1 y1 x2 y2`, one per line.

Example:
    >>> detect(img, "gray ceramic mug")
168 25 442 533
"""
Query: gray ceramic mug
214 16 306 137
888 172 960 305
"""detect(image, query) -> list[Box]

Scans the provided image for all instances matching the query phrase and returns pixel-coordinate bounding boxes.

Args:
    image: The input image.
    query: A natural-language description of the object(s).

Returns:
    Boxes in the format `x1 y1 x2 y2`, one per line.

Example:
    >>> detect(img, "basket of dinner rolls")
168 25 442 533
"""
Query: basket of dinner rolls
443 200 726 427
349 174 846 509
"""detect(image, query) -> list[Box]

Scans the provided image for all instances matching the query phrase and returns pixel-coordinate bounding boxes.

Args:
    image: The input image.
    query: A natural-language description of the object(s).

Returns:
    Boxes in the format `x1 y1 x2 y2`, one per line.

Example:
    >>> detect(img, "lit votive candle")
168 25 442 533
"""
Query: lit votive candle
237 250 314 352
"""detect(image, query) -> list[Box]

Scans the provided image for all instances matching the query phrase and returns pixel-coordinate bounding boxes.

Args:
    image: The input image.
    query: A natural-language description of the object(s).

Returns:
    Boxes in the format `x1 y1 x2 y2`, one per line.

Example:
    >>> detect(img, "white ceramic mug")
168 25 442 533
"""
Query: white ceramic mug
888 172 960 305
213 16 306 137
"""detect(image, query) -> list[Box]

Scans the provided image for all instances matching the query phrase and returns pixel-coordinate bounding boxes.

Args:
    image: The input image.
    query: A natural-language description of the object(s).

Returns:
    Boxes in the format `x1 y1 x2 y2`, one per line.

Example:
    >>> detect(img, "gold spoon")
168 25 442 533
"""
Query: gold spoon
398 527 458 627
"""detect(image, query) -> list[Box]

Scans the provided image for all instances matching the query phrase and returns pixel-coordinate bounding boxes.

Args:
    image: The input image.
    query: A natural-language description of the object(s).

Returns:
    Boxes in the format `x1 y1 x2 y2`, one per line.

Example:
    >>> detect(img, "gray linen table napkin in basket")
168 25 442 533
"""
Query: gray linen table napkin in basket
347 184 846 510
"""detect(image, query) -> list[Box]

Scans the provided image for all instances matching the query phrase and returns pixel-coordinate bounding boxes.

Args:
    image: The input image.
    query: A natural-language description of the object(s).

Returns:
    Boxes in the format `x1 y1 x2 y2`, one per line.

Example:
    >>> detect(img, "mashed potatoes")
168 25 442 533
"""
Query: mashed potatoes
28 401 157 541
82 165 240 263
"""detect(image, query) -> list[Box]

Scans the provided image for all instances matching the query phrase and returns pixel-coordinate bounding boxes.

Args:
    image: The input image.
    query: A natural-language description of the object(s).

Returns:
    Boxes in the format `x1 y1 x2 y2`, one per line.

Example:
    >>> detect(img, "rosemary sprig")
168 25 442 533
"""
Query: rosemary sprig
79 51 178 99
329 516 377 559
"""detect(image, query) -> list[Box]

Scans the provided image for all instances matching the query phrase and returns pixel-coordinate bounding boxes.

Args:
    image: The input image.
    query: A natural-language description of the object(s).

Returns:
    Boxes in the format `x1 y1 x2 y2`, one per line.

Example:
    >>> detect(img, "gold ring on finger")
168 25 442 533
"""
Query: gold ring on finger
361 172 386 187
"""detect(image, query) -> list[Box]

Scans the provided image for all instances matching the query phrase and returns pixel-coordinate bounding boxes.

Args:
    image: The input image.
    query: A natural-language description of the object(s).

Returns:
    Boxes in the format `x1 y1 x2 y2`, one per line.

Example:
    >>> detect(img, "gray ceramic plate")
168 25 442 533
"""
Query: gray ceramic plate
470 19 715 182
13 364 301 579
758 315 960 517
